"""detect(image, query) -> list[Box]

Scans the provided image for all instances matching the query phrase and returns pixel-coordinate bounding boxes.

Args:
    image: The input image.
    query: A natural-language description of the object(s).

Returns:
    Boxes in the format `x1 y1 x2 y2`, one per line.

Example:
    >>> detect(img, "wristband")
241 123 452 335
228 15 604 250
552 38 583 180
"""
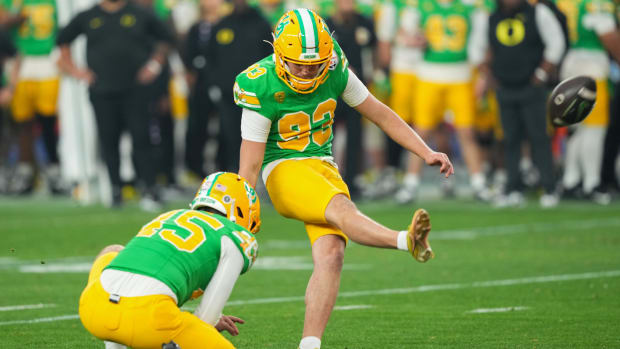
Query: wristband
534 67 548 82
146 59 162 75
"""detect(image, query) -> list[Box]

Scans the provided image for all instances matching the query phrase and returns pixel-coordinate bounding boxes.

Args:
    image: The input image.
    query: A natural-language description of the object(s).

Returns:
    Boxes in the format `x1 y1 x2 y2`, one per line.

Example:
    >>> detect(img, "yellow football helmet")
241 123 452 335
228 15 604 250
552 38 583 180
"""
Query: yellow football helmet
273 8 333 94
190 172 261 234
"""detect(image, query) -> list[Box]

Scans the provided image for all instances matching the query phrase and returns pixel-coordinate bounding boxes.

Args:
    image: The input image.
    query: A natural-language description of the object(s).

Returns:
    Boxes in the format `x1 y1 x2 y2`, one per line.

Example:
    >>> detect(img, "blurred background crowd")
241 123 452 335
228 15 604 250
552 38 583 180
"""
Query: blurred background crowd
0 0 619 211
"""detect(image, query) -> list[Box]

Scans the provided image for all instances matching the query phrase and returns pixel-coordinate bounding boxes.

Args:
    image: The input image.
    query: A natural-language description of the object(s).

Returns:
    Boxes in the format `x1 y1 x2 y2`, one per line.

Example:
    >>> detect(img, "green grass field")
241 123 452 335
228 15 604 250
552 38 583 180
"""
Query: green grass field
1 197 620 348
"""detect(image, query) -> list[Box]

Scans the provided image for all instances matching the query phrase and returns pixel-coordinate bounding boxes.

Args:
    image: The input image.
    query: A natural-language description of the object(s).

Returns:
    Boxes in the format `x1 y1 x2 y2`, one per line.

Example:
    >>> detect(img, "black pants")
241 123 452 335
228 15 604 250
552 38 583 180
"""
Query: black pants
336 101 363 197
496 84 555 194
217 99 241 173
185 83 215 178
89 87 156 192
600 82 620 188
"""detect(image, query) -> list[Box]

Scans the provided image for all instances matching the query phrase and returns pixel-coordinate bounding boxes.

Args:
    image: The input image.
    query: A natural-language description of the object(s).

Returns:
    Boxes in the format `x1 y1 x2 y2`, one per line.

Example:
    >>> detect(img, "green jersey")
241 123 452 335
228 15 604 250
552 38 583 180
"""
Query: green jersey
1 0 57 55
105 209 258 306
556 0 615 51
418 0 474 63
234 40 350 168
154 0 172 20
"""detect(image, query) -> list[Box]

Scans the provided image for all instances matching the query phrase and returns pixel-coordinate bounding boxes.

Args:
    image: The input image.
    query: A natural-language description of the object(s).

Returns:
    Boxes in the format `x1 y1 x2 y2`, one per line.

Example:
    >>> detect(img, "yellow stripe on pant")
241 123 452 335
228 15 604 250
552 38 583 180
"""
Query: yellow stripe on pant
79 252 234 349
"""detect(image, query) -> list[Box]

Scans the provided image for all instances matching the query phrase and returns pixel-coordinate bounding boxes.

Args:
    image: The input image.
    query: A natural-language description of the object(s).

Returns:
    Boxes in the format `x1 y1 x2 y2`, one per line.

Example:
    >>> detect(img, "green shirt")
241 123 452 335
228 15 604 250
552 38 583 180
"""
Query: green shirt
418 0 474 63
234 40 350 168
1 0 57 55
556 0 614 51
105 209 258 306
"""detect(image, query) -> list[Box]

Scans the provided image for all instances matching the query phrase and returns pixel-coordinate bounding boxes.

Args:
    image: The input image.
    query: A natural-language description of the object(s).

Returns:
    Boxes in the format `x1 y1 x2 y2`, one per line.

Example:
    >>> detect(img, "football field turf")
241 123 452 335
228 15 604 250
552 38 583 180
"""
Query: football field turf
1 197 620 348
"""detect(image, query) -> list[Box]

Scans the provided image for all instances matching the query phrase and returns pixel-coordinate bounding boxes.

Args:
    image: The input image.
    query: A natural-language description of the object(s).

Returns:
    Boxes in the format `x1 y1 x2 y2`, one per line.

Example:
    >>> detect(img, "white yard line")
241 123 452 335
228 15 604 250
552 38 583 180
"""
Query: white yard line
334 305 374 311
467 306 529 314
2 270 619 326
0 303 55 312
0 314 79 326
225 270 620 306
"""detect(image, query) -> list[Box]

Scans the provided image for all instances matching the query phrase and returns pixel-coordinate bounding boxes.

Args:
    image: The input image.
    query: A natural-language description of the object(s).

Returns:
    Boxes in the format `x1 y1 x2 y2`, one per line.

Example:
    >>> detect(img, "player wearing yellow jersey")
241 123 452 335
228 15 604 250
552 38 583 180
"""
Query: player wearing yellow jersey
235 8 453 349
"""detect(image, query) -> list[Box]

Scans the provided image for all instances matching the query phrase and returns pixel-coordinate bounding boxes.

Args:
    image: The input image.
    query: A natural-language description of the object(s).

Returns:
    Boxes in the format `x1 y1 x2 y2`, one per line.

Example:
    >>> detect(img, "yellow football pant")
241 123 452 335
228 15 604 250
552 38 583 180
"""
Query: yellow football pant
583 79 609 126
414 79 475 130
266 159 350 245
79 252 234 349
390 71 418 124
11 79 59 122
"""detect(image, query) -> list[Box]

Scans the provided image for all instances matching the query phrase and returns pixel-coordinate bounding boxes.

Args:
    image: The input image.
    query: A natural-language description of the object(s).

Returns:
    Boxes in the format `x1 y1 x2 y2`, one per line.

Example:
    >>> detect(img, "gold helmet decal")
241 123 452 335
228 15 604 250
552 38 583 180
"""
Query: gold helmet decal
190 172 261 234
273 9 334 94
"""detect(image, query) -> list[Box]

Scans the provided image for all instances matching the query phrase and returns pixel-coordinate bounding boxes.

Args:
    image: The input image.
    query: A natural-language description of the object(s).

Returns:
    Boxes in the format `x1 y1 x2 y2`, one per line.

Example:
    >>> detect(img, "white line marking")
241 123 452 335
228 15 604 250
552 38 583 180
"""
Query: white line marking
19 263 93 273
0 314 79 326
467 306 529 314
0 303 55 312
3 270 619 326
17 258 369 273
334 305 374 311
225 270 620 306
432 217 620 240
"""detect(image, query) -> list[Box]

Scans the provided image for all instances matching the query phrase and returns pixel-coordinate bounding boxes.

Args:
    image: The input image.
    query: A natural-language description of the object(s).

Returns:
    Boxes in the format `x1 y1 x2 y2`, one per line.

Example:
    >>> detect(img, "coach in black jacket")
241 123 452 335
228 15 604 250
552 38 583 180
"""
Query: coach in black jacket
473 0 565 207
206 0 272 172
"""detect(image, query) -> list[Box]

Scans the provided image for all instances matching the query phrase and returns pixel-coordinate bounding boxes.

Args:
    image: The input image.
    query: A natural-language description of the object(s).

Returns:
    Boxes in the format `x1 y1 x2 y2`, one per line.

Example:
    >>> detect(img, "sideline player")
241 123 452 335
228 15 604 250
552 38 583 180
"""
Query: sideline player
235 9 453 349
394 0 489 203
0 0 62 194
79 172 260 349
556 0 620 203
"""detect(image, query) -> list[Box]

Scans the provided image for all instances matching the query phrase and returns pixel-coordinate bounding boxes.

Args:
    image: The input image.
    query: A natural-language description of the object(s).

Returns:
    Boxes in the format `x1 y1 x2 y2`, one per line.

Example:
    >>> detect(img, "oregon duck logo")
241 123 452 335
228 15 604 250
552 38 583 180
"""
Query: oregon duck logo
496 18 525 46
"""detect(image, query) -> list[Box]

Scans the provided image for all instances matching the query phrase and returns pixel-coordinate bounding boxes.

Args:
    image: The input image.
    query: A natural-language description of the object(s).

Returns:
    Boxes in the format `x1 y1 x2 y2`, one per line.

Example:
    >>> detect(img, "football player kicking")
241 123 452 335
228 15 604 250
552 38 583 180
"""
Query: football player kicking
235 9 454 349
78 172 260 349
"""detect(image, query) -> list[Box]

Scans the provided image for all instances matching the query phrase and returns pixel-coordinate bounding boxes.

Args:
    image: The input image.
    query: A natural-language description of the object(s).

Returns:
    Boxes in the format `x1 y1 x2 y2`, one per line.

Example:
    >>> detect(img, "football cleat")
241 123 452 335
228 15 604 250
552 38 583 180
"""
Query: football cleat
190 172 261 233
273 8 333 94
406 209 434 262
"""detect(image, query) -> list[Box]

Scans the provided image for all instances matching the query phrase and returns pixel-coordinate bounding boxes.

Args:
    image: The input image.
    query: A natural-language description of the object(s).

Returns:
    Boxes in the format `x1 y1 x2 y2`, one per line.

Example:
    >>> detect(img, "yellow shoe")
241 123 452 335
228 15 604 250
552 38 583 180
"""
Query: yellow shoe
406 209 434 262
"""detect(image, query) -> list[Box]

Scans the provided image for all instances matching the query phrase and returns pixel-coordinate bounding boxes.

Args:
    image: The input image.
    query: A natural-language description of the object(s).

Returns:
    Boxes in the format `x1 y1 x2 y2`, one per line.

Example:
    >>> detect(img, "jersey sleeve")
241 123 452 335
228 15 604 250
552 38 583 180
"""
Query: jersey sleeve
329 39 351 96
233 62 276 121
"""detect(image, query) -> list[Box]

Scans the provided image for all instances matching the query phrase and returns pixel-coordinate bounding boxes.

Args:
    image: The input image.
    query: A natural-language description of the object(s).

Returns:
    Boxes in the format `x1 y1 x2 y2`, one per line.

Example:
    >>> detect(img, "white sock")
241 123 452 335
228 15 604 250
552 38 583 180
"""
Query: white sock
397 230 409 251
402 173 420 188
470 172 486 191
562 126 584 189
580 126 605 193
104 341 127 349
299 336 321 349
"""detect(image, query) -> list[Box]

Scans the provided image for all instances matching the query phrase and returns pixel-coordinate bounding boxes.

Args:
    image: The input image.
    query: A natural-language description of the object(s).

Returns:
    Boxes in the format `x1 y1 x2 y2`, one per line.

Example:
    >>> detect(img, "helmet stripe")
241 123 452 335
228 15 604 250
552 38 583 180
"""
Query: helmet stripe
206 172 223 196
297 9 316 54
293 9 307 53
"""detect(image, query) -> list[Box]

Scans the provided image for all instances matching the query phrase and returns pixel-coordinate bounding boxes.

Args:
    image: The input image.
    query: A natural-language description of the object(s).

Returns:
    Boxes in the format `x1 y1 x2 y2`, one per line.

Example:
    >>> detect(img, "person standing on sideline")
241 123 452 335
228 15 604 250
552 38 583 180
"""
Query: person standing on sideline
57 0 175 210
0 0 63 195
206 0 272 172
556 0 620 204
183 0 225 179
473 0 566 207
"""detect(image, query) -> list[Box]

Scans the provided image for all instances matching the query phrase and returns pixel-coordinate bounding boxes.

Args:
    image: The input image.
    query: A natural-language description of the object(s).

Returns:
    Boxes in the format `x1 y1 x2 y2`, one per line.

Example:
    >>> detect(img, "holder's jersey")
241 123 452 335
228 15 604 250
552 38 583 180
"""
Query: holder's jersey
555 0 614 51
105 209 258 306
233 40 350 168
1 0 57 55
418 0 474 63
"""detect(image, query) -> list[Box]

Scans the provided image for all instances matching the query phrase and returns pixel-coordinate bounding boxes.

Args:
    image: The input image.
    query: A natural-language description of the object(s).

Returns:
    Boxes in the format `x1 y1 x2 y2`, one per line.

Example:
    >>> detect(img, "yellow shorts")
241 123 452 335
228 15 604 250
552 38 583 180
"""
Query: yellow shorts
414 79 475 130
265 159 350 245
11 79 59 122
475 89 503 140
583 79 609 126
390 72 418 124
79 252 233 349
